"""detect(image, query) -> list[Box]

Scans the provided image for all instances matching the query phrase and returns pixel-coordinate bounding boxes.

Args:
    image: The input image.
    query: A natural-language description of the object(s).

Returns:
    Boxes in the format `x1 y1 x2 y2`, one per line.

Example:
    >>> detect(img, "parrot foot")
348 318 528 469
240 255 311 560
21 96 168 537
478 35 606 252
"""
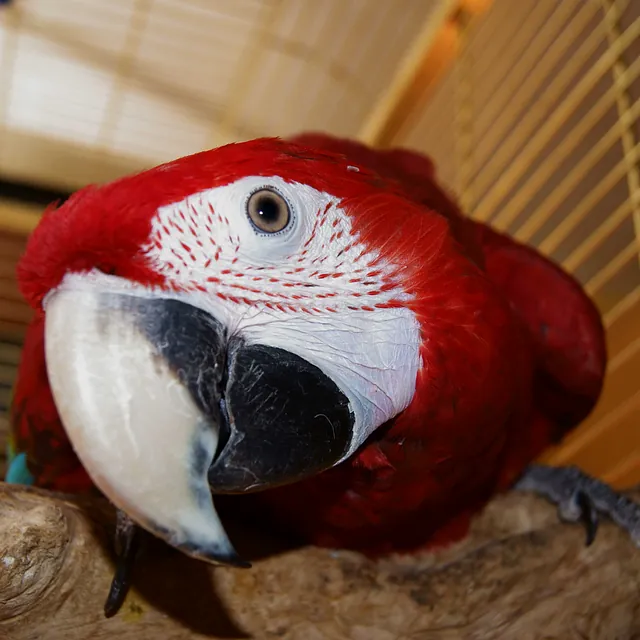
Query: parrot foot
104 510 141 618
514 464 640 548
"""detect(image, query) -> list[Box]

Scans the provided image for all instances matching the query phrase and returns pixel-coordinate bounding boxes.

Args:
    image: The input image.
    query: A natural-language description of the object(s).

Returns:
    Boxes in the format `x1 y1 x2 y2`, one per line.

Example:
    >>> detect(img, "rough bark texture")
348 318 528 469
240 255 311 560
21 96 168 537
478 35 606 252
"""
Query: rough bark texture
1 483 639 640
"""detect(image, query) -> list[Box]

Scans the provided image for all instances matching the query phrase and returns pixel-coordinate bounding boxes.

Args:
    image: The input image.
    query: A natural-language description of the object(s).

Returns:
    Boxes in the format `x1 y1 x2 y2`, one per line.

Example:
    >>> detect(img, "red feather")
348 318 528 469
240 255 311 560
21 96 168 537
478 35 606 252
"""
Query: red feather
12 133 606 555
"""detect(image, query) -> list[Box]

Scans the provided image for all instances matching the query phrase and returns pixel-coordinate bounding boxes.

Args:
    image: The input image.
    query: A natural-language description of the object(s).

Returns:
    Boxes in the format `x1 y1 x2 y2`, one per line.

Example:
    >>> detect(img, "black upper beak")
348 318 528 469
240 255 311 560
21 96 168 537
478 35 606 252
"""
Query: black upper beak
139 298 354 492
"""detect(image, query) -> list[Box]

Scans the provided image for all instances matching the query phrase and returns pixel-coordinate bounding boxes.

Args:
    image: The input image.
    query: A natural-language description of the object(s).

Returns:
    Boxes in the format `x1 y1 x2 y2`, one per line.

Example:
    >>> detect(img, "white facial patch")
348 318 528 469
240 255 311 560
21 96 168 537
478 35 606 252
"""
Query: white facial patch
137 175 422 457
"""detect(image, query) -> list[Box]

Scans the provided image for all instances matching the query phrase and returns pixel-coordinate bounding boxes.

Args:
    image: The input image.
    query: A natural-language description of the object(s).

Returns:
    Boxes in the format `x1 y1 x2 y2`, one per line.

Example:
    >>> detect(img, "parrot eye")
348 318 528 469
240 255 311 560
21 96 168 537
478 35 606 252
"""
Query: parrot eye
246 188 291 234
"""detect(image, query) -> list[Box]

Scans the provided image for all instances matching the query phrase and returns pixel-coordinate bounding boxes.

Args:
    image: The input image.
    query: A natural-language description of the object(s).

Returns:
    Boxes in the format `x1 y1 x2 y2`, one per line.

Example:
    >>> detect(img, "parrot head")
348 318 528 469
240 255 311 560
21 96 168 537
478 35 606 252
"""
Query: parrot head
18 138 456 566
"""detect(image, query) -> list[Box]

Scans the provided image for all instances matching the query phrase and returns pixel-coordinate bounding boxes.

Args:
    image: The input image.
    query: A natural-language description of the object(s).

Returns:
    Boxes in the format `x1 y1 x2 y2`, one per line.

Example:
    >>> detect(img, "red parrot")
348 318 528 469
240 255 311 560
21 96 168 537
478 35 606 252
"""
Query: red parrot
8 133 639 612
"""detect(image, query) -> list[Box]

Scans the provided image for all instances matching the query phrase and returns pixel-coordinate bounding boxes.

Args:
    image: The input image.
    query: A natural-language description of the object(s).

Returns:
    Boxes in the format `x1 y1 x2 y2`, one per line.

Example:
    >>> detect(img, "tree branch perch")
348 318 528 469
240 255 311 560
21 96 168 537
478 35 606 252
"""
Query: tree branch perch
1 483 639 639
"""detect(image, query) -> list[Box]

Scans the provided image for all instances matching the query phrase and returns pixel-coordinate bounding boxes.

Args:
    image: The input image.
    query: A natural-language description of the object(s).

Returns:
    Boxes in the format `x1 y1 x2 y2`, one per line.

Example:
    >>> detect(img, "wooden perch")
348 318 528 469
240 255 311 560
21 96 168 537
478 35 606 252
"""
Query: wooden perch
1 483 639 640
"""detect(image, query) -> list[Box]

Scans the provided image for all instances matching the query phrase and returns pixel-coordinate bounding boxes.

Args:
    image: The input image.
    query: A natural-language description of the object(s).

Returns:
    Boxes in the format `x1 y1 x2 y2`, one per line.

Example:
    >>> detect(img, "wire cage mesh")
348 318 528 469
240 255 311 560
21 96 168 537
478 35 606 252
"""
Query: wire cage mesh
0 0 638 486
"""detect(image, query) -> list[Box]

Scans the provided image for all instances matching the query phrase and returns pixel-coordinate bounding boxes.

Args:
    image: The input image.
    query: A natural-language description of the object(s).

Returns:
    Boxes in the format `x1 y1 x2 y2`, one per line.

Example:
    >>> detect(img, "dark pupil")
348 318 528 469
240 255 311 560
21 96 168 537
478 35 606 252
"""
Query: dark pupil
255 195 281 223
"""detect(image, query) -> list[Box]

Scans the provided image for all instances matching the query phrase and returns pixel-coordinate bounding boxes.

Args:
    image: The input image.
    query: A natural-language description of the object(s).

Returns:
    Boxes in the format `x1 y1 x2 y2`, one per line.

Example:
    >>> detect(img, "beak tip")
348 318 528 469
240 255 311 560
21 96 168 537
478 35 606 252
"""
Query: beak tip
226 555 252 570
177 539 251 568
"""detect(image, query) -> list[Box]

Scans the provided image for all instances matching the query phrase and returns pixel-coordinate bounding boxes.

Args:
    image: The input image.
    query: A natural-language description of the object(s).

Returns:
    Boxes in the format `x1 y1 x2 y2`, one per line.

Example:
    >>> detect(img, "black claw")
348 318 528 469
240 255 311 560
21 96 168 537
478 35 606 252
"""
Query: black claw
104 510 141 618
515 465 640 547
576 490 599 547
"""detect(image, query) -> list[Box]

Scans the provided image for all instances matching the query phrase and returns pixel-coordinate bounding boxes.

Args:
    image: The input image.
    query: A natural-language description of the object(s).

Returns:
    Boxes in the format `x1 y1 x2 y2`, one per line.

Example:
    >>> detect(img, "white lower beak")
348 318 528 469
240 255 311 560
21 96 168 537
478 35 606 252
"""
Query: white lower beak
44 286 244 566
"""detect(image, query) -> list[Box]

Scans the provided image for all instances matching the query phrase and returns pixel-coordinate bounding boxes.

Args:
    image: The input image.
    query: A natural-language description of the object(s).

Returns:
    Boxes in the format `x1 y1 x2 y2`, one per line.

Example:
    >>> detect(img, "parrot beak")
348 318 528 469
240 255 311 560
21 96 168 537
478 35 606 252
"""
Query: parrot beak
44 281 354 565
44 287 247 566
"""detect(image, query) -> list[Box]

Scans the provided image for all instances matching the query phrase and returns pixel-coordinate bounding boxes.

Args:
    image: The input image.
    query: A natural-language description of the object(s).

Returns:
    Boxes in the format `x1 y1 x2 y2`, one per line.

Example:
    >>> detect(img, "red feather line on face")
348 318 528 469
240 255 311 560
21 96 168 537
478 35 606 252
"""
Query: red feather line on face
145 185 414 316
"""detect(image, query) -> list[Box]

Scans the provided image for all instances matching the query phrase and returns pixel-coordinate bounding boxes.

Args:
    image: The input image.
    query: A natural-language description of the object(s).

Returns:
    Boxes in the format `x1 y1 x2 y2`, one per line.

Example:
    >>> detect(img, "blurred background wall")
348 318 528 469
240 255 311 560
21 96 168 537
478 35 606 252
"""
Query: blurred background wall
0 0 638 486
